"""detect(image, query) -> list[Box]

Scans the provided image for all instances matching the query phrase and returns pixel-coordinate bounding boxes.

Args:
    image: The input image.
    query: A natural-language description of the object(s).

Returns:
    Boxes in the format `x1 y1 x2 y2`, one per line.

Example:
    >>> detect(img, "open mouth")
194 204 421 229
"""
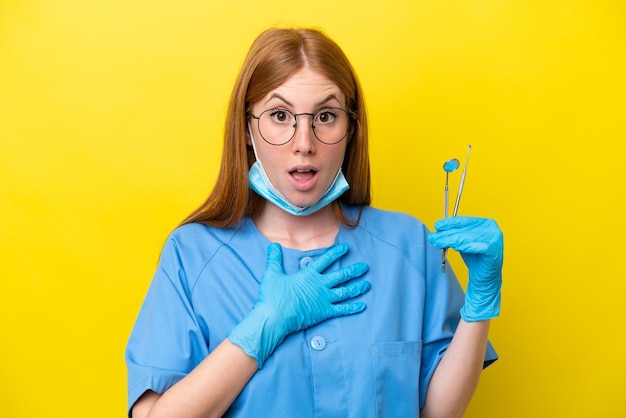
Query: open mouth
289 168 318 191
290 168 317 180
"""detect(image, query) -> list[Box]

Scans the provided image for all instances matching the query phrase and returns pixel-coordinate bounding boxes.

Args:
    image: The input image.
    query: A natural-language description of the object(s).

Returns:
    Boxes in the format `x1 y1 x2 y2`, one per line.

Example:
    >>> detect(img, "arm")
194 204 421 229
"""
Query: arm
132 339 257 418
426 216 503 417
421 320 490 418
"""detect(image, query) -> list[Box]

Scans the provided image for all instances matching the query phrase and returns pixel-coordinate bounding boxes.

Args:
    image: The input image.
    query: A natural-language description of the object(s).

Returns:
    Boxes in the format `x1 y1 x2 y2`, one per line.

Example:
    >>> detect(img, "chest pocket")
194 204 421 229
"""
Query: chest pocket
371 341 422 417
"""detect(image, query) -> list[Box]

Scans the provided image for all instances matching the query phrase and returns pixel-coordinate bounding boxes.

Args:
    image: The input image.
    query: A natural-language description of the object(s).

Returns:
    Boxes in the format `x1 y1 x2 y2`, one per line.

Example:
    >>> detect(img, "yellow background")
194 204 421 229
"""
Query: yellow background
1 1 624 416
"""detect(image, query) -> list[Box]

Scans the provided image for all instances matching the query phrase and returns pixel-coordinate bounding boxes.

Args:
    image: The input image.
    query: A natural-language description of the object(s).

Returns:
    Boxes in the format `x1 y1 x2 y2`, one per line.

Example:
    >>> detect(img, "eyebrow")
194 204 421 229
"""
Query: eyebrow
263 93 343 108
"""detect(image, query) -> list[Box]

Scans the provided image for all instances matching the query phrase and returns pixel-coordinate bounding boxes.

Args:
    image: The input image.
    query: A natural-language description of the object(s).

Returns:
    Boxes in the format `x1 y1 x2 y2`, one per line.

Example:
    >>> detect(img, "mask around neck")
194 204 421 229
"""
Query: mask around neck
247 124 350 216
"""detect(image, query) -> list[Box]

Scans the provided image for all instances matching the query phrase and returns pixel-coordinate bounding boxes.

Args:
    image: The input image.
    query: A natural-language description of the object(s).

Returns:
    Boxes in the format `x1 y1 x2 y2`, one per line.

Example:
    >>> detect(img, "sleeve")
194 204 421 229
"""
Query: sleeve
124 235 210 416
417 224 498 409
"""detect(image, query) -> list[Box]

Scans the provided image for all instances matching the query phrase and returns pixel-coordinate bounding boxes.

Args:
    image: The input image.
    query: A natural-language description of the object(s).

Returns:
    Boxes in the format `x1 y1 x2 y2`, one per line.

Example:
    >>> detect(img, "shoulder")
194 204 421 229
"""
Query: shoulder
355 206 430 240
343 205 437 276
352 205 435 258
158 221 245 283
342 205 433 258
168 222 239 250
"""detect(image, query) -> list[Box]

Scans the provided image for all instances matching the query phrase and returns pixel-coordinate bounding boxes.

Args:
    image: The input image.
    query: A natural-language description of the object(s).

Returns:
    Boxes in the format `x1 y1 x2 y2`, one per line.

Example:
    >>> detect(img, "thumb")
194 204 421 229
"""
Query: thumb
265 243 284 274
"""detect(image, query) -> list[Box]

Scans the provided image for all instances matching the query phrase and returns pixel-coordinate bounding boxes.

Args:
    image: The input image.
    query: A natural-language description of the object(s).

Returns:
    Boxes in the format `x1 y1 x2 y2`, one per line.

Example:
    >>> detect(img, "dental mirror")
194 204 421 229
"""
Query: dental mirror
443 159 460 218
443 159 460 173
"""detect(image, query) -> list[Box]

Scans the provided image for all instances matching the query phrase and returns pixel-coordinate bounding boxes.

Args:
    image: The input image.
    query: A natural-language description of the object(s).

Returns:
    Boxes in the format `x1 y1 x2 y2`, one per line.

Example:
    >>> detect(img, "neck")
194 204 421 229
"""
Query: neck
253 203 340 251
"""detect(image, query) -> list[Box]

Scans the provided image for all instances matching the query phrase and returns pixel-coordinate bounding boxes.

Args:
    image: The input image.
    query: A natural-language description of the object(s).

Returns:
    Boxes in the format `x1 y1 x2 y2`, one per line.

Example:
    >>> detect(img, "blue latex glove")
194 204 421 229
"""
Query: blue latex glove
228 242 370 368
428 216 503 322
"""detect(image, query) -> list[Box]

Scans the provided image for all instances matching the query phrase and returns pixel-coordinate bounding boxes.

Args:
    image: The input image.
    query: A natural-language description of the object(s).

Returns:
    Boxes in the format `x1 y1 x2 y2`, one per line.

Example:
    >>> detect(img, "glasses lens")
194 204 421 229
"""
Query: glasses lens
258 109 296 145
257 108 350 145
312 108 349 144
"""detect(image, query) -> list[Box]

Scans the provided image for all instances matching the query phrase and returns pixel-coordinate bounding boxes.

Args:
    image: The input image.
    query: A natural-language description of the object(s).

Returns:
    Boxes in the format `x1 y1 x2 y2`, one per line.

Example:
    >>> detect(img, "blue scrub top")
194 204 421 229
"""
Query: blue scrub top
125 206 497 417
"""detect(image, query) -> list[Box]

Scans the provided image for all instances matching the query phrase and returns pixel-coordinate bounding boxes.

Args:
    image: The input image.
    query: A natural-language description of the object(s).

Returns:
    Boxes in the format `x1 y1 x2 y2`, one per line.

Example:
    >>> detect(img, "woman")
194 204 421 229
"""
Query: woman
126 27 502 418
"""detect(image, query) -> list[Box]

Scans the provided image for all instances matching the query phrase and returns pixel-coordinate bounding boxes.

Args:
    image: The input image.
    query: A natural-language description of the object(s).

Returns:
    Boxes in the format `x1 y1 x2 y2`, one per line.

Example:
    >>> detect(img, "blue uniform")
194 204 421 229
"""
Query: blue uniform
125 206 497 416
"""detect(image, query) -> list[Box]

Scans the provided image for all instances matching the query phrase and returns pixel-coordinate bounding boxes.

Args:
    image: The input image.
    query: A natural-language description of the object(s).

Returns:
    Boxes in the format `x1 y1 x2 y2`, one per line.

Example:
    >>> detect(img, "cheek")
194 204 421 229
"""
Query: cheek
331 145 348 167
255 146 285 175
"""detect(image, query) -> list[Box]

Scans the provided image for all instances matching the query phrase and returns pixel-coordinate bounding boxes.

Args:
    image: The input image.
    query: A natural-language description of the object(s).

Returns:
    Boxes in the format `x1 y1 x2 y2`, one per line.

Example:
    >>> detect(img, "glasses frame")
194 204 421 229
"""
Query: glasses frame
250 107 355 146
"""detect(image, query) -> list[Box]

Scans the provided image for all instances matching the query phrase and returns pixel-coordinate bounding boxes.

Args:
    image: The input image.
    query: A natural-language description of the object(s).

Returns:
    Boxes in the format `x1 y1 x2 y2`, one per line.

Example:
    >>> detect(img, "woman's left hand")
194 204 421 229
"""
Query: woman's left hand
428 216 503 322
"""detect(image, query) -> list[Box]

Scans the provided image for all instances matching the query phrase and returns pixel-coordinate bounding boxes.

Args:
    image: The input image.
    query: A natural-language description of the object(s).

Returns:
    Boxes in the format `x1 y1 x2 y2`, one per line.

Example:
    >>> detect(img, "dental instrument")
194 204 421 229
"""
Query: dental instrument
441 145 472 272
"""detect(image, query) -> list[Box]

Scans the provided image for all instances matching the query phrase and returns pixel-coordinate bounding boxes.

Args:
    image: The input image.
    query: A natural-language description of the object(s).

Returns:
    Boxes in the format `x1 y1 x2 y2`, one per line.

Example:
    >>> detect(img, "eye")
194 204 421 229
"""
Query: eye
269 109 292 123
316 109 337 124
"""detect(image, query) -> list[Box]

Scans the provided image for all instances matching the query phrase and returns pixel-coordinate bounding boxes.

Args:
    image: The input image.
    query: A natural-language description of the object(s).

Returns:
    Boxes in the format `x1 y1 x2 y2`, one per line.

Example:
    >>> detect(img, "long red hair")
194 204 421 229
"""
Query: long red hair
182 28 370 228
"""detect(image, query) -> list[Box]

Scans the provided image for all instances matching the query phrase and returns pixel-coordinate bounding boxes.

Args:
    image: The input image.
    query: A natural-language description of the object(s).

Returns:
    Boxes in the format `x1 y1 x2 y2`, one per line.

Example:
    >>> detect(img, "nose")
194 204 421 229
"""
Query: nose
292 113 317 154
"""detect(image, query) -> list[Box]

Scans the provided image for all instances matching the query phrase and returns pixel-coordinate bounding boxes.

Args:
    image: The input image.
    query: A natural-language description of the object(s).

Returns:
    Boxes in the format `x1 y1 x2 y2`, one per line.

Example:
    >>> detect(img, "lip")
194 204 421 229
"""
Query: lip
288 165 319 192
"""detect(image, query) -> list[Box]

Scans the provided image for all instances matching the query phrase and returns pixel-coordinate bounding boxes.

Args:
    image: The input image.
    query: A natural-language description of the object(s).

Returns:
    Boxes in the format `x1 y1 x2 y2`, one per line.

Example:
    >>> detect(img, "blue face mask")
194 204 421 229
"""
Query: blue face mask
247 125 350 216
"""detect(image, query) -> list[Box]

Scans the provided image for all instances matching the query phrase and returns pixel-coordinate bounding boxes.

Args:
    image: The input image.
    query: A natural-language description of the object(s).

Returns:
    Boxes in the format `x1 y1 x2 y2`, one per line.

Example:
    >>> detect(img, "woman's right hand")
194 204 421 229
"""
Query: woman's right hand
228 242 370 368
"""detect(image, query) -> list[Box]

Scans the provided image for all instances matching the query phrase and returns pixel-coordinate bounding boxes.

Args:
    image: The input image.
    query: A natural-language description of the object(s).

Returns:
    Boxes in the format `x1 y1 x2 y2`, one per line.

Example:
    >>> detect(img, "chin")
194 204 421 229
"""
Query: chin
290 196 322 209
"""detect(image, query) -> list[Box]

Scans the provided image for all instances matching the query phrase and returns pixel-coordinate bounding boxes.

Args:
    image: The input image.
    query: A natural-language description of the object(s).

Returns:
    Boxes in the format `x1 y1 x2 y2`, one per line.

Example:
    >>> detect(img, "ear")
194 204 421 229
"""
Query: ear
245 121 253 146
347 119 357 143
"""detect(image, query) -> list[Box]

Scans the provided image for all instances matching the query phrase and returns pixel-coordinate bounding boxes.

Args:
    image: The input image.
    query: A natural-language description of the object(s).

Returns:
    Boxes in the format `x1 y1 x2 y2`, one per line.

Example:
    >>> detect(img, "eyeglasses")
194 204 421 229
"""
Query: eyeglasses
250 107 353 146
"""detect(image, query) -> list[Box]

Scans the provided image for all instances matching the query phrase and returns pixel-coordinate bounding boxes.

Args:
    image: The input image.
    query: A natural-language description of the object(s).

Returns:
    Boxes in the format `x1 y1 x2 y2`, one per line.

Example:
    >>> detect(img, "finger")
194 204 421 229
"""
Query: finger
323 262 369 288
430 220 502 248
330 302 367 317
329 280 371 303
308 243 349 273
427 232 451 249
265 243 284 273
429 232 490 253
449 240 491 254
434 216 488 231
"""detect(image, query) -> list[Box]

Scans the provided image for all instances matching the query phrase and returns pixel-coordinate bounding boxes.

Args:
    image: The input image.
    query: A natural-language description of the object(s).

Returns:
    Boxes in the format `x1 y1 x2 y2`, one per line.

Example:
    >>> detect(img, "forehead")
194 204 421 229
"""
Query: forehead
258 68 345 108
